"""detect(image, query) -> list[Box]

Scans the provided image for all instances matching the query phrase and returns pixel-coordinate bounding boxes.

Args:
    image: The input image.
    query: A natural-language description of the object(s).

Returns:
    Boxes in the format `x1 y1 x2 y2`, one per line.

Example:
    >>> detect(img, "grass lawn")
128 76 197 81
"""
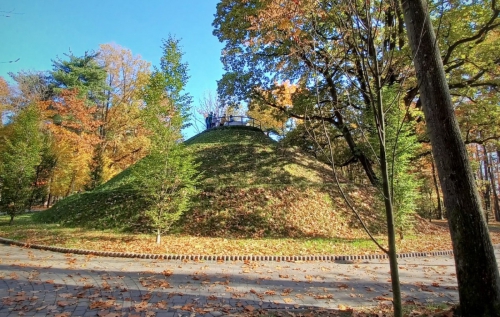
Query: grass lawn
6 128 499 258
2 214 499 256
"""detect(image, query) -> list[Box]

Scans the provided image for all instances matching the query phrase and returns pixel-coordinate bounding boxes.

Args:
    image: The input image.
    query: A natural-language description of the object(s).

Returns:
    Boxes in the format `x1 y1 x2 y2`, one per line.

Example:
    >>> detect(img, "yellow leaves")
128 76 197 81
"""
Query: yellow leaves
37 90 100 194
97 43 151 95
277 20 293 30
338 304 352 312
0 76 12 117
248 81 298 132
45 43 150 187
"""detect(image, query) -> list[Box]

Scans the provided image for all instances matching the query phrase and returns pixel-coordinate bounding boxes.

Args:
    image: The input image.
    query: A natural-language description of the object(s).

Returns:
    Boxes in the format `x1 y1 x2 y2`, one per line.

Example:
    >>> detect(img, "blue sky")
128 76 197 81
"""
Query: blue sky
0 0 225 138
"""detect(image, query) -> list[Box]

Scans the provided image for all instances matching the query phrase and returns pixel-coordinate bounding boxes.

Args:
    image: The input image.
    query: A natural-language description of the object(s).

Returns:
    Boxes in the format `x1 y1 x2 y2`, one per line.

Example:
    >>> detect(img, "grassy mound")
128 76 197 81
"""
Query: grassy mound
34 126 381 237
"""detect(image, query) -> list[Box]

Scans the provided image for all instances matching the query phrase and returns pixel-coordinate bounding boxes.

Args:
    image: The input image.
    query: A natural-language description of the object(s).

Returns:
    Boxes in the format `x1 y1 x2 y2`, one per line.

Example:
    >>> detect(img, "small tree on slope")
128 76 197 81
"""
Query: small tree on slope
135 38 198 244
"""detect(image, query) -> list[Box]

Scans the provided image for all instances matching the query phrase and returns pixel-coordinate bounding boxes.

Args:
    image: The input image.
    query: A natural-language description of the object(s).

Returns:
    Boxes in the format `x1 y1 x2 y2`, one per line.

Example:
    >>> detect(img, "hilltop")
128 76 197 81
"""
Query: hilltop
34 126 382 238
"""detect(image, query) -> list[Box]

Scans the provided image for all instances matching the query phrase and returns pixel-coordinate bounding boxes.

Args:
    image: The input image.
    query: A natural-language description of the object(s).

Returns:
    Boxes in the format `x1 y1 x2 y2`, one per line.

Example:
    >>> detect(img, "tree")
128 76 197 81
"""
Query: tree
247 81 294 136
213 0 391 185
159 36 192 123
400 0 500 315
0 104 44 224
9 71 53 106
135 38 198 244
95 43 152 181
214 1 421 314
0 76 11 126
51 52 110 188
39 89 101 197
51 52 108 105
194 91 228 132
214 0 500 188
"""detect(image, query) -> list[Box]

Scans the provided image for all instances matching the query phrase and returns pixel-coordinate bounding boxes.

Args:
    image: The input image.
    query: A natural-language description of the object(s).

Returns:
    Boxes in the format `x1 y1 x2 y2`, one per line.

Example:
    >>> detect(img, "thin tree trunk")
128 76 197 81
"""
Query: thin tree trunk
428 190 433 222
44 176 53 207
431 156 443 219
156 229 161 244
487 153 500 222
28 164 44 212
65 173 76 197
46 193 52 208
371 50 402 316
400 0 500 315
483 145 491 222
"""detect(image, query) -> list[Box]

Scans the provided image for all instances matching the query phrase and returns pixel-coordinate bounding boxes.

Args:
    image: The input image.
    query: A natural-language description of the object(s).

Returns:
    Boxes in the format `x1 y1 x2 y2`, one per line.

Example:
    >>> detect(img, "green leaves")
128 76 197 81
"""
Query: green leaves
51 52 108 105
134 36 199 241
159 36 192 124
0 104 44 223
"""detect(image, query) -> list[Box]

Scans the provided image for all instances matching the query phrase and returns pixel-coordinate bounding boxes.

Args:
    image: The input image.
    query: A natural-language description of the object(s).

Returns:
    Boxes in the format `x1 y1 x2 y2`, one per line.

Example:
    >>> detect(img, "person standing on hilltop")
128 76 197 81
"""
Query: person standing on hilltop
207 112 213 129
204 113 210 130
212 113 218 128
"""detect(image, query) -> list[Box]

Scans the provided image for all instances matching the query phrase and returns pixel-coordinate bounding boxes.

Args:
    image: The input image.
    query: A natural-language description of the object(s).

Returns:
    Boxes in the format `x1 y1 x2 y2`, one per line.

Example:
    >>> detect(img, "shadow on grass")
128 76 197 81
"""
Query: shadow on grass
27 127 381 240
1 213 382 255
431 219 500 233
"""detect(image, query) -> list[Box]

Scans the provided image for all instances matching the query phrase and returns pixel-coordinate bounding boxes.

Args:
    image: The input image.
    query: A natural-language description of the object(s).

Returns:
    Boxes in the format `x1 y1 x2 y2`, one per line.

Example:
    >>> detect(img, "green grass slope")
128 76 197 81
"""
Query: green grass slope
34 126 380 237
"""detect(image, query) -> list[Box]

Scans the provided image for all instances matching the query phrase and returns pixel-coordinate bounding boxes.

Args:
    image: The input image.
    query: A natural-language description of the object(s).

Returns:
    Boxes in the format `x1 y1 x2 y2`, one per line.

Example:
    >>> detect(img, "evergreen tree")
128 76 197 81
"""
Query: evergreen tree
51 52 109 189
51 52 108 105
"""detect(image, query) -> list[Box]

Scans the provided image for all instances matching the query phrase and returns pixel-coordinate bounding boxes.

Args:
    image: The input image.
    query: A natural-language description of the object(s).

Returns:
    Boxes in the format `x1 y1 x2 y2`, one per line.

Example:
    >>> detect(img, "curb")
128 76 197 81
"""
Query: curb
0 236 455 262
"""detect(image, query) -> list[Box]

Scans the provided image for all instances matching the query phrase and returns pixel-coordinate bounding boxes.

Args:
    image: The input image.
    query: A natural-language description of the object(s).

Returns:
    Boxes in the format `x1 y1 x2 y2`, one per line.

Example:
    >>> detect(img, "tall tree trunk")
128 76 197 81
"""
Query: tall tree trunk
431 156 443 219
487 153 500 222
46 193 52 208
28 167 41 212
483 145 491 222
400 0 500 315
44 176 53 207
373 72 402 317
65 173 76 197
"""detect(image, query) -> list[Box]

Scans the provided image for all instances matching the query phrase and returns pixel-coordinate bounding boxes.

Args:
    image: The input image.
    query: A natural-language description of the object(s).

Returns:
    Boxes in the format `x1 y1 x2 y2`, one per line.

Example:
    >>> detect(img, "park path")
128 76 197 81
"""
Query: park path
1 244 498 317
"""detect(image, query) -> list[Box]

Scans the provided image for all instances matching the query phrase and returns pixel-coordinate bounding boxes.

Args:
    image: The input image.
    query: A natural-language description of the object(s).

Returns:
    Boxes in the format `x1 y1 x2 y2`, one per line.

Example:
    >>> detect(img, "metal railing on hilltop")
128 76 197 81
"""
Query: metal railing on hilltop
205 115 262 131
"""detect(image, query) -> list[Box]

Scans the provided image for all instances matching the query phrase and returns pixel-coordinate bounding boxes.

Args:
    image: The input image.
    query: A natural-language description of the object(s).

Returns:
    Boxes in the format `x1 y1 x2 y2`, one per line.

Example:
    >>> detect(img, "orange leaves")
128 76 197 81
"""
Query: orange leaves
246 0 314 45
37 89 101 194
40 89 101 141
5 219 497 256
244 305 255 312
56 300 74 307
0 76 11 115
0 76 9 97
